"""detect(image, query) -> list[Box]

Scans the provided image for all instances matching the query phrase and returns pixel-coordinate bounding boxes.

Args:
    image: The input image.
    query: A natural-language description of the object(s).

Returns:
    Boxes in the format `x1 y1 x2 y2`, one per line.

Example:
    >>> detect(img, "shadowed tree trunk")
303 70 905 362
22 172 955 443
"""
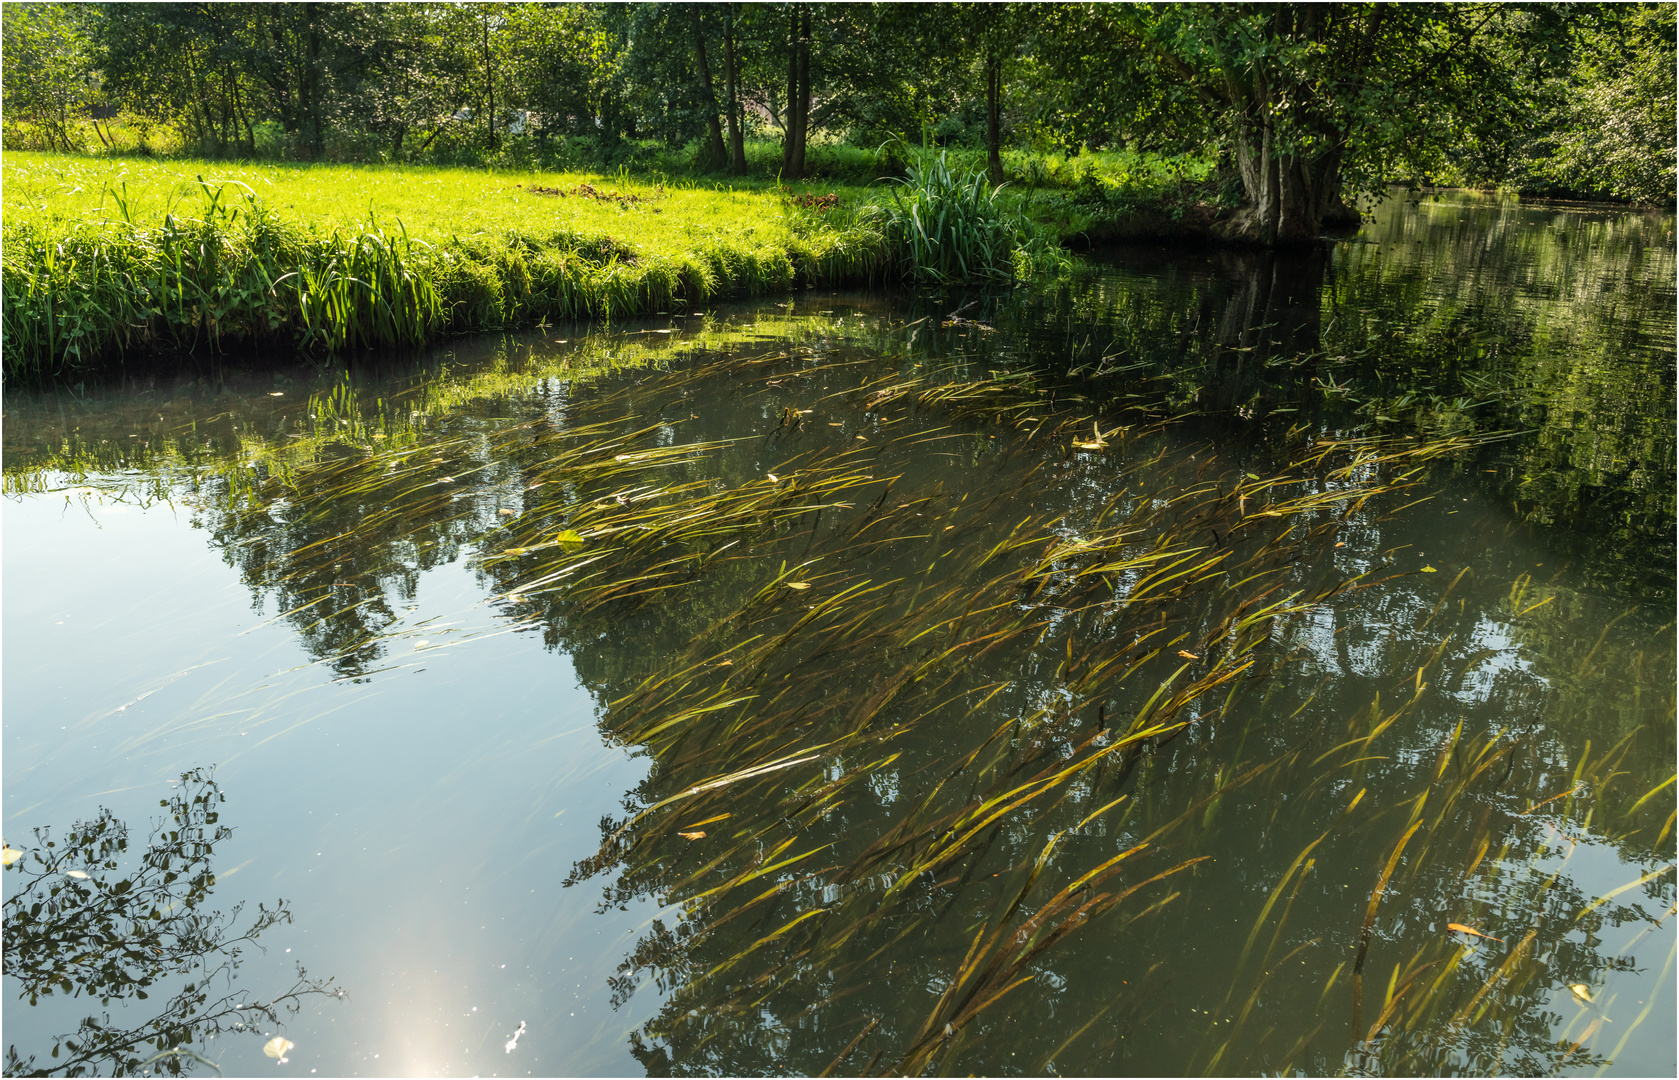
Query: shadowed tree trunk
984 50 1004 186
723 4 746 174
691 10 727 172
781 4 810 180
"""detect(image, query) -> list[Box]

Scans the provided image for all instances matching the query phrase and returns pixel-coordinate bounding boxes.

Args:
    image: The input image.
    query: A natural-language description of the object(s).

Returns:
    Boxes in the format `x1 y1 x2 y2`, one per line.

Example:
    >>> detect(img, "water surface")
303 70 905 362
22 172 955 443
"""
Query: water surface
5 191 1672 1077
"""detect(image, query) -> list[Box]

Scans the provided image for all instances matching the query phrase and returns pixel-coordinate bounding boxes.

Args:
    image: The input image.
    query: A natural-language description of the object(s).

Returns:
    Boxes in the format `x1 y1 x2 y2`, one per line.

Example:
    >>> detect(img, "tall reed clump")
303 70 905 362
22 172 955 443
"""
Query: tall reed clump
865 146 1069 284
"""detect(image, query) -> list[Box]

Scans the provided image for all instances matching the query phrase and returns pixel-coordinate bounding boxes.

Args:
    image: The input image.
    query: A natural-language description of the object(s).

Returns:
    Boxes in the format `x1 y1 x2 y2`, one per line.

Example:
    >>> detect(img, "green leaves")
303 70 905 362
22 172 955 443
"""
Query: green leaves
868 146 1032 284
3 768 339 1076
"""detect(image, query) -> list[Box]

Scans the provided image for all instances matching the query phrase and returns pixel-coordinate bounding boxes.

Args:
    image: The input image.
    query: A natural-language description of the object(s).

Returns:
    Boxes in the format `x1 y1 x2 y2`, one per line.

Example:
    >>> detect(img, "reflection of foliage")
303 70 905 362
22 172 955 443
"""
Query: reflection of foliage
3 769 341 1077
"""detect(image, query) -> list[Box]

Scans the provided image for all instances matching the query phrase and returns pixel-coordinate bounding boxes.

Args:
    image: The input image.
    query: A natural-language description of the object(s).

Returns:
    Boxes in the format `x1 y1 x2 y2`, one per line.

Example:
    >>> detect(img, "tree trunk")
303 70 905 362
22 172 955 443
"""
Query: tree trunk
482 11 496 149
691 10 728 172
1220 114 1346 246
984 51 1004 186
302 4 324 160
781 5 809 180
723 5 746 175
795 7 810 175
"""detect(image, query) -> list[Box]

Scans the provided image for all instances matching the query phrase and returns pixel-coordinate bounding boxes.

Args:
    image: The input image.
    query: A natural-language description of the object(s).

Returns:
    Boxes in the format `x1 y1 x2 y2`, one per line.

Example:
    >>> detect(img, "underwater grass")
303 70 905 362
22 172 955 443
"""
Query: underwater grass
19 324 1669 1075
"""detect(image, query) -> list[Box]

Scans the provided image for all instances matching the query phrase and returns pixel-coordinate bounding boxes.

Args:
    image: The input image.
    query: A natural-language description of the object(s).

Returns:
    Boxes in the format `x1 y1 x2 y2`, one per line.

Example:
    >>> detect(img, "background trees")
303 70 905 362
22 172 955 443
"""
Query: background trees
3 3 1671 223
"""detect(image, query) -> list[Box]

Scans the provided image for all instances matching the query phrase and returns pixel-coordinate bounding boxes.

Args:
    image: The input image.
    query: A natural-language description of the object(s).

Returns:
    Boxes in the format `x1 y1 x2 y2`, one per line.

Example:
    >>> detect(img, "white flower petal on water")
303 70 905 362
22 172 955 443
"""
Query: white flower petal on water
263 1036 293 1060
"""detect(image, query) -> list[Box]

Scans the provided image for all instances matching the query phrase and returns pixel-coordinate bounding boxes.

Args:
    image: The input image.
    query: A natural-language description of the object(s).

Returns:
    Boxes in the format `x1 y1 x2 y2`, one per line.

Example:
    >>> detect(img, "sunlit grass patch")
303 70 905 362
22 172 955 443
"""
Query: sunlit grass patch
0 153 898 379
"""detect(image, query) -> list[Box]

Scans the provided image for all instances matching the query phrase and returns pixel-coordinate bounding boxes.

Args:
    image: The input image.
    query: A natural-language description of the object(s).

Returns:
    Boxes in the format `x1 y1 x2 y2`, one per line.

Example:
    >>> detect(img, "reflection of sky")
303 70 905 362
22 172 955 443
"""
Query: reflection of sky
1501 828 1676 1078
3 491 664 1076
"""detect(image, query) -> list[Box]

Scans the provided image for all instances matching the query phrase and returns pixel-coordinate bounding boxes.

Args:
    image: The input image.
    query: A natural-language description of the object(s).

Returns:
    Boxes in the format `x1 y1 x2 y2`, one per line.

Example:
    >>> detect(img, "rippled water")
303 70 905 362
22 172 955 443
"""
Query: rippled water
4 191 1672 1077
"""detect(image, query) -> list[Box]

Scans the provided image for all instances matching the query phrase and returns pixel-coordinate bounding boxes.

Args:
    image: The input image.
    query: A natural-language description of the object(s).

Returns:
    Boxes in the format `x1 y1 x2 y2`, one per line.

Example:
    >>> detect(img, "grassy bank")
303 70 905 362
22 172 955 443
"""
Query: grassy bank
0 148 1214 381
1 153 908 380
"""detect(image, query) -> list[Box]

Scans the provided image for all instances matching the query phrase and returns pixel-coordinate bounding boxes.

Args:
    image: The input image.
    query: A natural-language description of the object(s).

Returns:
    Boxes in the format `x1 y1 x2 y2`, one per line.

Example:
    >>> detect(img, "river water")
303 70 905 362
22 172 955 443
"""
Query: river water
4 191 1673 1077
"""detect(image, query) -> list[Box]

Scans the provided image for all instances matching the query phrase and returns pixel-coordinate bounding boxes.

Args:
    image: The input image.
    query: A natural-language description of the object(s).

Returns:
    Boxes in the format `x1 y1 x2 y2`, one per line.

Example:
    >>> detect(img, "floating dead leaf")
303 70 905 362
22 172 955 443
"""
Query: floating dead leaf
829 422 843 427
785 582 811 590
263 1036 293 1061
678 830 706 841
498 508 516 516
1447 922 1504 943
65 870 90 879
716 659 734 666
767 473 780 483
1072 421 1115 451
554 529 585 546
1569 983 1594 1004
1177 650 1200 659
1 846 21 867
1420 565 1438 573
1335 541 1346 547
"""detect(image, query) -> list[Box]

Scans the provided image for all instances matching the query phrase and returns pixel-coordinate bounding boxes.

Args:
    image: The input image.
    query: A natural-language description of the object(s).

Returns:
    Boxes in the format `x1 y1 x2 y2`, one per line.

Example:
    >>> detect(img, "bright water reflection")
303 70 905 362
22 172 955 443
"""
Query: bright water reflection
4 192 1672 1077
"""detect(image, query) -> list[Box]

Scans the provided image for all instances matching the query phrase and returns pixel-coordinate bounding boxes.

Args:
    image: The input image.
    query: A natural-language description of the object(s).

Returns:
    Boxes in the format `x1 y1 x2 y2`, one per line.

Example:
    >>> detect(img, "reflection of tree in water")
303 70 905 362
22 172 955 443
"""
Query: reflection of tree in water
988 198 1676 599
150 342 1671 1075
3 769 340 1077
451 360 1666 1076
195 404 539 679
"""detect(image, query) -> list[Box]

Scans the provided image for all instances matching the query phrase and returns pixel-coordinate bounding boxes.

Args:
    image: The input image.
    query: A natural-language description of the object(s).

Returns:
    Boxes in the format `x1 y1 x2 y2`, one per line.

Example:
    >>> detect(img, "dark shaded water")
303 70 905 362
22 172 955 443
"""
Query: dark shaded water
5 191 1673 1077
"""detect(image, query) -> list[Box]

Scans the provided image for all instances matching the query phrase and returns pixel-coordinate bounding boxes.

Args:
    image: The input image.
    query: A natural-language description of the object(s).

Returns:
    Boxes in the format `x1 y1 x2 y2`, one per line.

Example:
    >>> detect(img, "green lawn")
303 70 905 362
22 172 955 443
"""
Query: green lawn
2 152 879 265
0 154 899 379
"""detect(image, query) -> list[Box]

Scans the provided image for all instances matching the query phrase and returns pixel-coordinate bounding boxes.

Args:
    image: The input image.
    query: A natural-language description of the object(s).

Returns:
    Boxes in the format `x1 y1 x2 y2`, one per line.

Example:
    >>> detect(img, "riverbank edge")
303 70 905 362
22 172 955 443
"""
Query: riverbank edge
0 209 912 383
0 189 1350 384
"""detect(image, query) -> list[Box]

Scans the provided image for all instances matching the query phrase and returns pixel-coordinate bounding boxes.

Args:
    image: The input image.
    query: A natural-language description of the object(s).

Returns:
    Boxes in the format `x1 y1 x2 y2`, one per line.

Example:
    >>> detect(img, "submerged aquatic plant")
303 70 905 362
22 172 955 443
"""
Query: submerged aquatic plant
15 325 1669 1076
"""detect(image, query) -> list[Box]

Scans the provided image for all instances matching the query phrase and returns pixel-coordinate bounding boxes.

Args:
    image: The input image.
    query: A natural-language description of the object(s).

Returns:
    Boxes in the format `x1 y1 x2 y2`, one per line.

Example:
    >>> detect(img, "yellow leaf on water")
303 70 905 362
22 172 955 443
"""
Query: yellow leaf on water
716 659 733 666
1177 650 1200 659
498 508 516 516
678 831 706 841
1 847 21 867
554 530 585 546
65 870 90 879
1420 565 1438 573
263 1036 294 1060
785 582 811 590
1447 922 1504 942
1569 983 1594 1004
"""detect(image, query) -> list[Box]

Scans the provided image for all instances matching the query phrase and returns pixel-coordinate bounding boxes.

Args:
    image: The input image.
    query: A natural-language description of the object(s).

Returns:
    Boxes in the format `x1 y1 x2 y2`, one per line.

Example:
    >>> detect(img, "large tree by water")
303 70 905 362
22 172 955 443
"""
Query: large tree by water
1111 3 1556 244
